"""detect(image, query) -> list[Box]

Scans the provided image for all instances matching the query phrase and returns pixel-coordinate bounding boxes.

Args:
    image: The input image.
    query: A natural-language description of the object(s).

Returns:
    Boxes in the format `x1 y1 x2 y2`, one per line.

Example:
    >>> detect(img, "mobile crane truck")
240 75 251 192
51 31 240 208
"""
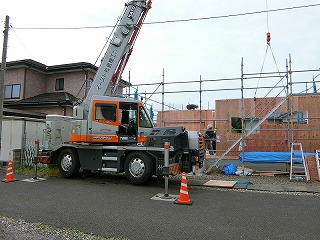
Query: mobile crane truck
38 0 205 185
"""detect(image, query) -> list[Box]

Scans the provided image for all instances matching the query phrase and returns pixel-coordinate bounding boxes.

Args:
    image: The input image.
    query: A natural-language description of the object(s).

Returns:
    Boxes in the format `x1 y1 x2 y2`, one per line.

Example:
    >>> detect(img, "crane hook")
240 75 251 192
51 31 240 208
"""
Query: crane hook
266 32 271 45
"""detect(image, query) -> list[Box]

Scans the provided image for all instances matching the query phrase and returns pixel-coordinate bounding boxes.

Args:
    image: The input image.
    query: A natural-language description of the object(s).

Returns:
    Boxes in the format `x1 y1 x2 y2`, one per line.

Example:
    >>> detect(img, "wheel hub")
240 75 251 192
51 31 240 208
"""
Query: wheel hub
61 154 72 172
129 158 145 177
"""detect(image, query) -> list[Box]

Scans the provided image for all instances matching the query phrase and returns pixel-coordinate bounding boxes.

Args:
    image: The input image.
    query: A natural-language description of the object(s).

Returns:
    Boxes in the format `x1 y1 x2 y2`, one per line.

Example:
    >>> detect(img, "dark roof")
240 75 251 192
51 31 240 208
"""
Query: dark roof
6 59 98 73
4 92 78 107
3 108 46 119
6 59 130 85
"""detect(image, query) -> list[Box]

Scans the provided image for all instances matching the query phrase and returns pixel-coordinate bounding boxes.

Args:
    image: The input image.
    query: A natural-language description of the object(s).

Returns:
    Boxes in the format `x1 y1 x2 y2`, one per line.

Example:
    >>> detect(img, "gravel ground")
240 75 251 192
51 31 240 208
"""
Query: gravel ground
0 216 124 240
1 164 319 239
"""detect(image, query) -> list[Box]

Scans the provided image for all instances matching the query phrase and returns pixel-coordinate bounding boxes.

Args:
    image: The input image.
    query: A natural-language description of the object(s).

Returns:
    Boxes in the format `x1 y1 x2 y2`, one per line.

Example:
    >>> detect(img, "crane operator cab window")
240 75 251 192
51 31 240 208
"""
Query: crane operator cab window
119 103 138 141
95 104 116 122
139 106 153 128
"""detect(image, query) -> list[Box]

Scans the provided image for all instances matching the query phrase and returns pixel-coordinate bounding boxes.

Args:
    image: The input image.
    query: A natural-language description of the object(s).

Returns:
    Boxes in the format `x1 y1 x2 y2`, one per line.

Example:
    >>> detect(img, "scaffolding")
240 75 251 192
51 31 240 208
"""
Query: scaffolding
125 55 320 169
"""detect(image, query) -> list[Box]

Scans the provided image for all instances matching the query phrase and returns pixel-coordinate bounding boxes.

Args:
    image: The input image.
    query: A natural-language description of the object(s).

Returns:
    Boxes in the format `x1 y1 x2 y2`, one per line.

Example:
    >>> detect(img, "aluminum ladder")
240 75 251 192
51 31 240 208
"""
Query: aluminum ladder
290 143 309 181
315 150 320 181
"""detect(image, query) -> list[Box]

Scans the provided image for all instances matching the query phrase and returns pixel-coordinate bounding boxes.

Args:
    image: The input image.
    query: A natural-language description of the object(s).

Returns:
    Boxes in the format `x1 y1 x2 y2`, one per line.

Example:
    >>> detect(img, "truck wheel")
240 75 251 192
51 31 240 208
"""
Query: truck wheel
58 148 80 178
124 152 155 185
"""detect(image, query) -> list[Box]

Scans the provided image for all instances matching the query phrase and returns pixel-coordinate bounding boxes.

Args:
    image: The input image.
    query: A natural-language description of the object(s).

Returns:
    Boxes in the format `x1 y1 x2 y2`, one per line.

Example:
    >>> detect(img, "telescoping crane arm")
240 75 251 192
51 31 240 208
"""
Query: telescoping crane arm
80 0 152 116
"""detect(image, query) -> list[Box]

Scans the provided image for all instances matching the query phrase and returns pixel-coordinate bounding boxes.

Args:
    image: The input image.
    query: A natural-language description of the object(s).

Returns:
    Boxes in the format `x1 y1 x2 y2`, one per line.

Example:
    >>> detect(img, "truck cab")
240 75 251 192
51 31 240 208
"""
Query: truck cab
70 95 154 145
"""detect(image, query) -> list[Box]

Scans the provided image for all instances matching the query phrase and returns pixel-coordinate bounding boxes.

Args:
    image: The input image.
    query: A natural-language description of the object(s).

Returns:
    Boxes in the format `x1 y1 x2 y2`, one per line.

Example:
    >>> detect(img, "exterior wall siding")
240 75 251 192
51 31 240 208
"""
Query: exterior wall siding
24 68 46 99
4 68 25 101
46 71 86 98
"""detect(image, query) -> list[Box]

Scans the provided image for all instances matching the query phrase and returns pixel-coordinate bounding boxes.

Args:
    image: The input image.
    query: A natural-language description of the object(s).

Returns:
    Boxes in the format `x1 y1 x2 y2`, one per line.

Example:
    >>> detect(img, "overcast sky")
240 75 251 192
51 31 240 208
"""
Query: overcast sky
1 0 320 111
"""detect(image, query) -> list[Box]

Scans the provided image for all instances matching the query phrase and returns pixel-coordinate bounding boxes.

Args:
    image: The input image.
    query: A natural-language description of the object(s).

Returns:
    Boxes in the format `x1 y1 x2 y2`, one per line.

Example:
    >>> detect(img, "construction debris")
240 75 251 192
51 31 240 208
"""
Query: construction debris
203 180 236 188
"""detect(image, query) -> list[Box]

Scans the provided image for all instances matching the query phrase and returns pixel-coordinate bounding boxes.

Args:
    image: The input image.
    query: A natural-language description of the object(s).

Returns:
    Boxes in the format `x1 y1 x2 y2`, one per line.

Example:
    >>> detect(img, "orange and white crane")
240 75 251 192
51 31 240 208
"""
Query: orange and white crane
39 0 205 185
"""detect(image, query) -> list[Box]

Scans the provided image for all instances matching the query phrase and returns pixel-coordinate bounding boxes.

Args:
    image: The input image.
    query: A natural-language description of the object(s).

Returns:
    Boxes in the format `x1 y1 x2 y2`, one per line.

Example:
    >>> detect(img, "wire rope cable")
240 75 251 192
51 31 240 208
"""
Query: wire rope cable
254 0 287 99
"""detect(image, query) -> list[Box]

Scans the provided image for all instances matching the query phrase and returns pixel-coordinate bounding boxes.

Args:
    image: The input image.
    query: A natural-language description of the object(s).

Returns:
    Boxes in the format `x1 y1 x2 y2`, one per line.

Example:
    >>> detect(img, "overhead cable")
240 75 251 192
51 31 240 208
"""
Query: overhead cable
12 3 320 30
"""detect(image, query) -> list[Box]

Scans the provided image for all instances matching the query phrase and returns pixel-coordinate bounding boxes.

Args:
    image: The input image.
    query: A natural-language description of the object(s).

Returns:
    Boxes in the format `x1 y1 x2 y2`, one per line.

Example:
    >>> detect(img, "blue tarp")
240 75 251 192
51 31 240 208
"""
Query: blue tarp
238 152 315 164
223 164 237 175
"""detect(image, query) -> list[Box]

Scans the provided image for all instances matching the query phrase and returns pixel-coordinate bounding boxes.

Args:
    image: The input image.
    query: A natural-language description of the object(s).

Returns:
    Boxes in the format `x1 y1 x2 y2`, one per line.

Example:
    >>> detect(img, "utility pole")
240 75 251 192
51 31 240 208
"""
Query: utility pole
0 15 10 155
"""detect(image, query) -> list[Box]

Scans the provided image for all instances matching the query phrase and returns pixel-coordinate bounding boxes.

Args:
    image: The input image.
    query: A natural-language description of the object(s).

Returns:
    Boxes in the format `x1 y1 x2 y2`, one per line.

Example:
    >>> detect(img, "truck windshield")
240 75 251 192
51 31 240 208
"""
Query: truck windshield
139 106 153 128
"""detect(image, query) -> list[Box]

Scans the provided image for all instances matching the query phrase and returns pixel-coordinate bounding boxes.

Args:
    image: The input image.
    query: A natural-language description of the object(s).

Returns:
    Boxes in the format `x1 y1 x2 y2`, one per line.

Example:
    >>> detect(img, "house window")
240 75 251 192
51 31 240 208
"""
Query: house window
231 117 242 133
55 78 64 91
267 111 308 125
4 84 21 99
296 112 308 124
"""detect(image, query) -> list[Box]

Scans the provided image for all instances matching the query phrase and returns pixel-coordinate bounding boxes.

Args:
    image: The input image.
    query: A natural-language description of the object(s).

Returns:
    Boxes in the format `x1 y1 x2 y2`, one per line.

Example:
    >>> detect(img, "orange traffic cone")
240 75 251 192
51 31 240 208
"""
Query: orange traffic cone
174 172 193 205
2 160 18 183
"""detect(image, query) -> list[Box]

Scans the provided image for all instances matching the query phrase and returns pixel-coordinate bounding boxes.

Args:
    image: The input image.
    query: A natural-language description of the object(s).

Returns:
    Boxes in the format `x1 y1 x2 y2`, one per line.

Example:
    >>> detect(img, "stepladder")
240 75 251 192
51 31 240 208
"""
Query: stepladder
290 143 310 181
315 150 320 181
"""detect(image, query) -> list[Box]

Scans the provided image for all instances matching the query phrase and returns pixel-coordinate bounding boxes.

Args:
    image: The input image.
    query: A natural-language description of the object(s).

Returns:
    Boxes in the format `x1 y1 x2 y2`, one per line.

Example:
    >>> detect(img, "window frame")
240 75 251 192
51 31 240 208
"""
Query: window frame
95 104 117 122
231 117 242 133
267 111 308 125
4 84 21 99
139 106 153 128
55 78 64 91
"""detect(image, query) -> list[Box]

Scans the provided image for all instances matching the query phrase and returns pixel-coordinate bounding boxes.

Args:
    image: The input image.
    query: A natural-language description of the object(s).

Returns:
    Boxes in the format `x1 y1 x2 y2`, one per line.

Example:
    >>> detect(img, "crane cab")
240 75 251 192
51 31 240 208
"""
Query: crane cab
70 96 154 145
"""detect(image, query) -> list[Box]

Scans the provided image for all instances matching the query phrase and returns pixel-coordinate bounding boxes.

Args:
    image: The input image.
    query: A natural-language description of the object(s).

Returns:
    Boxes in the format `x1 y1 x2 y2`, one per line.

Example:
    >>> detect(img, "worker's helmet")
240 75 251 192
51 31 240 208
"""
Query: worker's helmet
207 124 213 129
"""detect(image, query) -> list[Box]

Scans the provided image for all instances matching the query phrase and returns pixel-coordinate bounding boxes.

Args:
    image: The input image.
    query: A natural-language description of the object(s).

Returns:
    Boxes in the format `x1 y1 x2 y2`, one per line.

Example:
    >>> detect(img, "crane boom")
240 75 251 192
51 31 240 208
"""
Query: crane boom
80 0 152 116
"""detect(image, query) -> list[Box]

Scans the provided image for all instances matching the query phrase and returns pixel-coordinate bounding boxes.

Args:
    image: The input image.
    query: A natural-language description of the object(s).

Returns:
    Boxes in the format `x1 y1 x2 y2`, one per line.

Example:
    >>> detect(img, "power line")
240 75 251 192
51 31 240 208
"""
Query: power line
146 3 320 25
12 3 320 30
9 25 34 58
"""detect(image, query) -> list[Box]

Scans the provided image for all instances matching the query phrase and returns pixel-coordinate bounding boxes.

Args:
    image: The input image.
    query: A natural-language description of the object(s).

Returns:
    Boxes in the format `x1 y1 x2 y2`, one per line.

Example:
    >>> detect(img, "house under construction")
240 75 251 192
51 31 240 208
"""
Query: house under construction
157 94 320 156
132 58 320 170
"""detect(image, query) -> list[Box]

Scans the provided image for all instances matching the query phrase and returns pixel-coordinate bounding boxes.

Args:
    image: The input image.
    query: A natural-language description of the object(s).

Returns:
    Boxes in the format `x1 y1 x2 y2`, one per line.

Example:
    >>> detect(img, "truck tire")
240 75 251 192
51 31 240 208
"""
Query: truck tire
124 152 155 185
58 148 80 178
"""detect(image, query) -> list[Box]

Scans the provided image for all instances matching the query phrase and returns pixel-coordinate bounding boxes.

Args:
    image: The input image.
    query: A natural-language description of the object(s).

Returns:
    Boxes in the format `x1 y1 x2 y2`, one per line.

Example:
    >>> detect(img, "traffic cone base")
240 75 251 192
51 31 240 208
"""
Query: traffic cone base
174 172 193 205
2 160 18 183
174 198 194 205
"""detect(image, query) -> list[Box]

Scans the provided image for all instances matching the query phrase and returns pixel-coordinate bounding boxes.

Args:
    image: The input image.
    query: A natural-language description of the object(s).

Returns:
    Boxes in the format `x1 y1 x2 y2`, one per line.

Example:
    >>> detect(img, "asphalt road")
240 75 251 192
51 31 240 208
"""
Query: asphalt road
1 172 320 240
